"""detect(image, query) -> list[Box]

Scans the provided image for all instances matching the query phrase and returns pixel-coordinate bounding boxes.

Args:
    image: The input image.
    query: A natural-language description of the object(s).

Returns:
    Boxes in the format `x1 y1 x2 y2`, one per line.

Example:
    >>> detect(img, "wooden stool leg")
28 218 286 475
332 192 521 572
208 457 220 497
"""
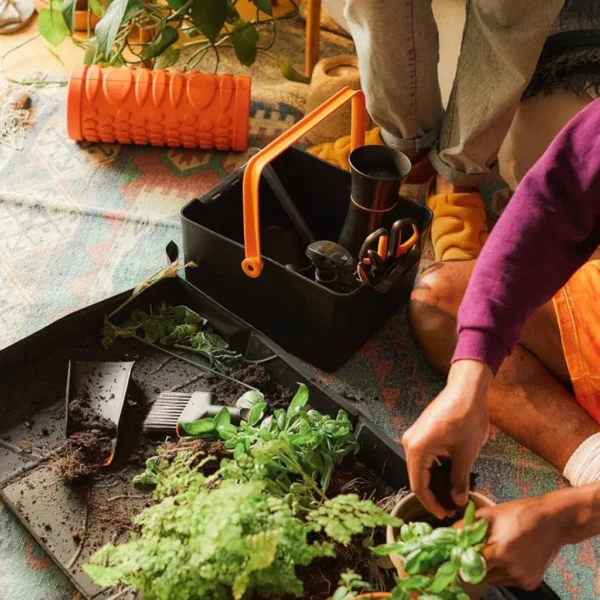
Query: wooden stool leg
305 0 321 78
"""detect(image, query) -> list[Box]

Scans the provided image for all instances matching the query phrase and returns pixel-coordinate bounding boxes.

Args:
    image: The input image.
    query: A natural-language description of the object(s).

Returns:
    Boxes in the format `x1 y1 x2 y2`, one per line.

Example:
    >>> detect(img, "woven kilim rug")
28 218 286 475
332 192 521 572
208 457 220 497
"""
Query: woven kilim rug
0 87 597 600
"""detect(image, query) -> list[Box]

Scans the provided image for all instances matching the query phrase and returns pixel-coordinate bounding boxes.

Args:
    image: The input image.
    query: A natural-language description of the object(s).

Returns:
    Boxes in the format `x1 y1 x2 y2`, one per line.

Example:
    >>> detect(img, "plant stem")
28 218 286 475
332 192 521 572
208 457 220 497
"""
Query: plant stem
166 0 193 21
0 34 41 74
134 337 258 391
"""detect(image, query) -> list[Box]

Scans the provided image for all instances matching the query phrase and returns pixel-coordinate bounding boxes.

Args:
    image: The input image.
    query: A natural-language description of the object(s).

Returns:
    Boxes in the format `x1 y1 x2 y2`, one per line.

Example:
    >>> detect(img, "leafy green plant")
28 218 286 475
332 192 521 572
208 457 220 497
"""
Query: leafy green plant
84 479 335 600
307 493 400 545
105 303 242 373
86 446 400 599
372 501 488 600
181 383 360 501
38 0 300 72
331 570 373 600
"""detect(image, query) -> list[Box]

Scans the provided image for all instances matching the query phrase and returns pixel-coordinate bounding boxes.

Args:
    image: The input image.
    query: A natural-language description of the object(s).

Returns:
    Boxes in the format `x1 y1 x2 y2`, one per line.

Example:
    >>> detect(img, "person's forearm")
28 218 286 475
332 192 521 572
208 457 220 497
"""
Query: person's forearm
545 483 600 545
453 100 600 373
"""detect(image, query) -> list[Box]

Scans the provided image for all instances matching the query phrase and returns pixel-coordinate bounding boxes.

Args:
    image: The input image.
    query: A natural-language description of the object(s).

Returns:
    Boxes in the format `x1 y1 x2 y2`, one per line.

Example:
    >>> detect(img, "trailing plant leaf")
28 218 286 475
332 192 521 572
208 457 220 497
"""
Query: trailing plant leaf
281 57 311 83
61 0 77 33
95 0 143 57
83 38 99 65
231 19 259 66
38 8 69 47
88 0 105 17
140 25 179 59
307 493 402 545
191 0 227 43
252 0 272 15
155 46 180 68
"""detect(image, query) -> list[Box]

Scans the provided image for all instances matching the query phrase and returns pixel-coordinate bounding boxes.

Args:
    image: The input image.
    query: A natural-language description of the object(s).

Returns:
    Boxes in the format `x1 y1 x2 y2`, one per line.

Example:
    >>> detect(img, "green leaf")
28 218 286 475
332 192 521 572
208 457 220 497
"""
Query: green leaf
248 401 267 426
236 390 265 410
89 0 105 17
155 46 181 69
372 542 406 557
219 424 238 440
83 38 99 65
462 519 488 546
191 0 227 43
400 523 416 543
181 417 215 436
38 8 69 47
252 0 272 15
214 407 231 432
231 19 258 67
95 0 143 57
287 383 309 419
463 500 476 525
167 0 186 8
141 25 179 59
427 562 459 594
401 574 432 590
145 456 159 472
226 2 239 23
61 0 77 33
281 57 311 83
459 547 486 584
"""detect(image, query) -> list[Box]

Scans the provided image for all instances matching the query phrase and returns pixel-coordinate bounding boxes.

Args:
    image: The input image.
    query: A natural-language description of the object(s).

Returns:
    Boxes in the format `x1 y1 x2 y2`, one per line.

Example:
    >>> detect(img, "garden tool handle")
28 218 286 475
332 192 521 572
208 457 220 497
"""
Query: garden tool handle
241 87 367 278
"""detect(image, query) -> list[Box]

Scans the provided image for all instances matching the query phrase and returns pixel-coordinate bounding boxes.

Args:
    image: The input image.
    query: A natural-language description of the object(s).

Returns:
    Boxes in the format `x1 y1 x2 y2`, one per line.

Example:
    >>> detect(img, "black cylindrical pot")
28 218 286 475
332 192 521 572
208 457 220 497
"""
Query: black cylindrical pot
338 145 411 258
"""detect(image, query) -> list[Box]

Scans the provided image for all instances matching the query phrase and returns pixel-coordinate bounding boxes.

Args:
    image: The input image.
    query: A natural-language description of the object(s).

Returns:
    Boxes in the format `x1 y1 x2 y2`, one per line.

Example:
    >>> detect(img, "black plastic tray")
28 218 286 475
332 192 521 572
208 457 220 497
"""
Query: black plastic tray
181 148 433 371
0 276 559 599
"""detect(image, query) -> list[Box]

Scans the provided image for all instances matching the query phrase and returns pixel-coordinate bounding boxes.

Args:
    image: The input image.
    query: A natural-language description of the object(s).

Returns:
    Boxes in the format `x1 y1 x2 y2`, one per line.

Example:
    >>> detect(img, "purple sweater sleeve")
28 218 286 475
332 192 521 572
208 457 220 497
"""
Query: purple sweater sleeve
453 99 600 373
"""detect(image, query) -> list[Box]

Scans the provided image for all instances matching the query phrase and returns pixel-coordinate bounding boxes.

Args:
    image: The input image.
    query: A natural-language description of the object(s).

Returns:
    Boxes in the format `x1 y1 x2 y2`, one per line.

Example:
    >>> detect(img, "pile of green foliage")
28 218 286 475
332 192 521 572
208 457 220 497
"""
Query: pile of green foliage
103 303 242 374
84 385 401 599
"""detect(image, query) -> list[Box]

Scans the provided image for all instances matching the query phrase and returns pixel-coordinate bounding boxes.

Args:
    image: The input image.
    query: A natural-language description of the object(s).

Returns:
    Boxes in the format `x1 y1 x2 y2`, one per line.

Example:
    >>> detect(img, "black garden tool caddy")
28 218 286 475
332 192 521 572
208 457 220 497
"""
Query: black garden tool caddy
181 88 433 371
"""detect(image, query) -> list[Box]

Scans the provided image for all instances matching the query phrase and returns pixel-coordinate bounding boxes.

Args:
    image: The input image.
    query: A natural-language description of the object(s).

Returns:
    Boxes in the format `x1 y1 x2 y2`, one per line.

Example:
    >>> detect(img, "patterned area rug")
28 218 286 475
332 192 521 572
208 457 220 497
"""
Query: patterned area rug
0 87 597 600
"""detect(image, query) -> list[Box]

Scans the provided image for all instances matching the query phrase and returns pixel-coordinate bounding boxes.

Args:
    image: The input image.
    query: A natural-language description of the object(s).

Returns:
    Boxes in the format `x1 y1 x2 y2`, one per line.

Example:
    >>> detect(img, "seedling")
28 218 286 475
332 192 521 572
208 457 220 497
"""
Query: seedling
372 500 488 600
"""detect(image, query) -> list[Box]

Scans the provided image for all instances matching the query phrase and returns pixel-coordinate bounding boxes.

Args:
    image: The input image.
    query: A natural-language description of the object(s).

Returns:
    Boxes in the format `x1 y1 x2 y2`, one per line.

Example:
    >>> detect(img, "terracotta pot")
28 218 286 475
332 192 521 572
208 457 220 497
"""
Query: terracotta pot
386 492 494 600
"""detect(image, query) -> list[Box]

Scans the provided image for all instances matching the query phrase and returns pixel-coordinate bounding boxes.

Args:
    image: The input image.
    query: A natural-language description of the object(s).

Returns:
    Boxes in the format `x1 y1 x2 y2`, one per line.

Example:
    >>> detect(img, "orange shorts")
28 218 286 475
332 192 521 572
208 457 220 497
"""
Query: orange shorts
553 260 600 423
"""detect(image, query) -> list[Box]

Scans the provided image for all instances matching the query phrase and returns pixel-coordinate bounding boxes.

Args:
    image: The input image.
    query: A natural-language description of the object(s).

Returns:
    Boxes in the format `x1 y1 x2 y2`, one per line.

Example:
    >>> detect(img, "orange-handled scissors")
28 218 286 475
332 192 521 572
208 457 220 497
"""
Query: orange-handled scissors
356 219 420 284
388 218 419 259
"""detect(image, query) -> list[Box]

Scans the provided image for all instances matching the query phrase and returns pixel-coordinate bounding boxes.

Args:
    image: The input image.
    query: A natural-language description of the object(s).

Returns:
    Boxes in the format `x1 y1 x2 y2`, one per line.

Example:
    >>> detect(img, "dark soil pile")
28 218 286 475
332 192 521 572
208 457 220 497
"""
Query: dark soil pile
67 390 117 437
55 391 117 481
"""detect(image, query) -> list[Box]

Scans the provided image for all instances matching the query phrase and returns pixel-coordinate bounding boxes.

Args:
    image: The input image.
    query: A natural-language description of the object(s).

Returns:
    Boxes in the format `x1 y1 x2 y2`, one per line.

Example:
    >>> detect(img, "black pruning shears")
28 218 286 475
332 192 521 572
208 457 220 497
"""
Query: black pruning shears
357 218 419 284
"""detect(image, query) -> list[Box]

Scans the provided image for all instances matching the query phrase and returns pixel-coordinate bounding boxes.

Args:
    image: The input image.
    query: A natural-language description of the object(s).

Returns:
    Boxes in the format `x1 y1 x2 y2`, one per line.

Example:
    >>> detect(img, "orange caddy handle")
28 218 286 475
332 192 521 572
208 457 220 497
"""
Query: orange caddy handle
241 87 367 278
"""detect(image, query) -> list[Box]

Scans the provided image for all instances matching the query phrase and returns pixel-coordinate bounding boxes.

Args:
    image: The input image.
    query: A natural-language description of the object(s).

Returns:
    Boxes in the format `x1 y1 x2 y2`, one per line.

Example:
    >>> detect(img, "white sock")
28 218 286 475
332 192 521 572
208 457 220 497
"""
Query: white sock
563 432 600 486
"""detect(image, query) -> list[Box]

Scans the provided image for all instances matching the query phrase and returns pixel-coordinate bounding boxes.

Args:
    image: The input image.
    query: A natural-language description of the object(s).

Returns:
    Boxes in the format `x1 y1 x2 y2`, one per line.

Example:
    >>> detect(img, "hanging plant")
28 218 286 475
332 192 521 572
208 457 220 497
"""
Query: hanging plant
37 0 298 71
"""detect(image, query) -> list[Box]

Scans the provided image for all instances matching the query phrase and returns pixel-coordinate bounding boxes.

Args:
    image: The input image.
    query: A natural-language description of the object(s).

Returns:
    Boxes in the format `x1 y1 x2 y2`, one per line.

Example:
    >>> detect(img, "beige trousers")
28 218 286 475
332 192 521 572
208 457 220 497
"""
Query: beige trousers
345 0 565 186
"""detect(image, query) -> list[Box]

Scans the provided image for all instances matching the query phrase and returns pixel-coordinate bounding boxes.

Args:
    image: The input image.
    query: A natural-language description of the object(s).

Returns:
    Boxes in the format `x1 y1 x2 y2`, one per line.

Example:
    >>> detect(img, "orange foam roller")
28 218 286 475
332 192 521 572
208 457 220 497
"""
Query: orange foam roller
67 65 252 151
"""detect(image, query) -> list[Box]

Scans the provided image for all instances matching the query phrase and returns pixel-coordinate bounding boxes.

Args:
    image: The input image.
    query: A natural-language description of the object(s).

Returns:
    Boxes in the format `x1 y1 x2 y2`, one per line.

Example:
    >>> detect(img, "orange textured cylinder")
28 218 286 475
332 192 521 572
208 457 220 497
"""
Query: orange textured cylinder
67 65 252 151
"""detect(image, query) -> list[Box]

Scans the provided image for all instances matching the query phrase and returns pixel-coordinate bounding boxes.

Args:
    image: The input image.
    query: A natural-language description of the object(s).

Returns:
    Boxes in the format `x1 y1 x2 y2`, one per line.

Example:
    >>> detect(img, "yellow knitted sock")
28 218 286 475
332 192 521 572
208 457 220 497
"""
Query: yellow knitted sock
426 189 489 261
307 127 384 171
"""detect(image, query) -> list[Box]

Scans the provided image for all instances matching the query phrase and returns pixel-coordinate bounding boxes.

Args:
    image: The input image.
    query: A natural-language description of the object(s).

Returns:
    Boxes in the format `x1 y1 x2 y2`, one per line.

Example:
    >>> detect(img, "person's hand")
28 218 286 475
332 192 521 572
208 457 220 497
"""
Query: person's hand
474 497 567 590
402 360 492 518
